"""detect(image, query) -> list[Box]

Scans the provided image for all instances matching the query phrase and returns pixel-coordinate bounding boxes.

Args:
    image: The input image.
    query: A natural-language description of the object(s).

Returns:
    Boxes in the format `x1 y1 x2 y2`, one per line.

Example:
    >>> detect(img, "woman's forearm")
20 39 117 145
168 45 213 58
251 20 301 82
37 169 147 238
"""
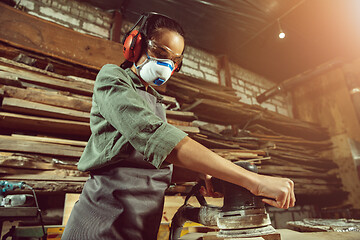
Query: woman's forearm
166 137 259 192
166 136 296 209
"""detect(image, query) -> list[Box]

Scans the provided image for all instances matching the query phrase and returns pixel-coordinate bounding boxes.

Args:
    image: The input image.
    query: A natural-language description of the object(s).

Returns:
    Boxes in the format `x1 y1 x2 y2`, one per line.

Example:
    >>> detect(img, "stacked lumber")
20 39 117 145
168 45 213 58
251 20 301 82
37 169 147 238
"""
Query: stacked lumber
0 55 344 199
0 57 201 192
0 57 200 134
0 55 344 200
163 72 344 198
191 125 341 196
165 72 240 104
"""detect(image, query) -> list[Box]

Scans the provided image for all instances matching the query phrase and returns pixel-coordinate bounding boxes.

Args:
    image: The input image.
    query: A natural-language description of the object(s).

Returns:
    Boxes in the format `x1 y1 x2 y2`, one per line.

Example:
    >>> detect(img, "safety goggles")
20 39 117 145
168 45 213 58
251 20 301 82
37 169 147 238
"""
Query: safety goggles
147 39 183 65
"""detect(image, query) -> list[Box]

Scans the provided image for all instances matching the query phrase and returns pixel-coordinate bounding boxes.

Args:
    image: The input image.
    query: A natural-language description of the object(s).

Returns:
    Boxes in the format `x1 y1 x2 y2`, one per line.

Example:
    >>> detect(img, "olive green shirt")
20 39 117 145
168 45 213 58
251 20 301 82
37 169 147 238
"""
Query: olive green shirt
77 64 187 171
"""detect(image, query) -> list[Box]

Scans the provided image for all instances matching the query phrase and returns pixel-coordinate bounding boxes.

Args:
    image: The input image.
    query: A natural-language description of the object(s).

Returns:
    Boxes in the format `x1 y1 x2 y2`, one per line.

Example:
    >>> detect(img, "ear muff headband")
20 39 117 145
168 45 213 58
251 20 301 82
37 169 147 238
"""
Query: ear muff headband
122 12 184 72
122 13 147 62
123 29 143 62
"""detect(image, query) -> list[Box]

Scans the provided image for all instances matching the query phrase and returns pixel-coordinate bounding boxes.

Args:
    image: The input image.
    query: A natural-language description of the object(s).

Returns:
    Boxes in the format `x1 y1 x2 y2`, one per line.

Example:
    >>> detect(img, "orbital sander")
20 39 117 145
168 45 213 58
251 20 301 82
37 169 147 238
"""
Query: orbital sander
169 162 278 239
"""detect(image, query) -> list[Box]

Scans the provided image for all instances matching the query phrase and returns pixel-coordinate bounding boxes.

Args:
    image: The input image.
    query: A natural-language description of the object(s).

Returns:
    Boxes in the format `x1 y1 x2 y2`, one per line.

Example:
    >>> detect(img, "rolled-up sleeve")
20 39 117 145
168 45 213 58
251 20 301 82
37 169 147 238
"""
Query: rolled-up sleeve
93 64 187 168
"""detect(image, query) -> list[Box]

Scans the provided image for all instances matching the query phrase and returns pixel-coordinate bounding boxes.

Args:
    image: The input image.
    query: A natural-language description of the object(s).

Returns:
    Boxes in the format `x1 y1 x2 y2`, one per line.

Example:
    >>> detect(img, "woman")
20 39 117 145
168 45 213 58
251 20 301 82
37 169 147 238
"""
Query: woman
62 12 295 240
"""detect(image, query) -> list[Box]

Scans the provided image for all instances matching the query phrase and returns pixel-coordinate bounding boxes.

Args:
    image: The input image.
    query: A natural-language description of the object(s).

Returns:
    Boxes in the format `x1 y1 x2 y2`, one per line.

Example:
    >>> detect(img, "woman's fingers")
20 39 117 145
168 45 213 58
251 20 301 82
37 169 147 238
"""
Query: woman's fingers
204 175 215 196
199 175 223 198
290 181 296 207
199 185 209 197
285 192 291 209
262 198 279 208
258 176 295 209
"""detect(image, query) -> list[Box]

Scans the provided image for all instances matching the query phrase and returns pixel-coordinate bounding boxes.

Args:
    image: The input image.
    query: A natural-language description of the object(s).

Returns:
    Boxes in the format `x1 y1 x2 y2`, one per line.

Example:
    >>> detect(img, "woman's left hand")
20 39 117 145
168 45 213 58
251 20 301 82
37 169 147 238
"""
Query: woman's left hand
199 174 223 198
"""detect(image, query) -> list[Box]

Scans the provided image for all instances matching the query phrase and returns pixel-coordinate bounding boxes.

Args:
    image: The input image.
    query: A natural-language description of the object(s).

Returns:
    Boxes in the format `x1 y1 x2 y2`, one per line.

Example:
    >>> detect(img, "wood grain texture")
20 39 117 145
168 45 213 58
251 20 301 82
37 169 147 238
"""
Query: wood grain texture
0 3 125 70
1 84 92 112
0 112 91 137
0 135 84 157
2 97 90 122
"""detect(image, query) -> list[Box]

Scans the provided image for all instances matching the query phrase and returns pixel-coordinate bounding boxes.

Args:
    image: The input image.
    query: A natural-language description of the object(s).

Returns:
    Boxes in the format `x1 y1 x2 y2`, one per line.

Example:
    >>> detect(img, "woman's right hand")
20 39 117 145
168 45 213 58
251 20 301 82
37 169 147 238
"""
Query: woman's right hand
250 174 296 209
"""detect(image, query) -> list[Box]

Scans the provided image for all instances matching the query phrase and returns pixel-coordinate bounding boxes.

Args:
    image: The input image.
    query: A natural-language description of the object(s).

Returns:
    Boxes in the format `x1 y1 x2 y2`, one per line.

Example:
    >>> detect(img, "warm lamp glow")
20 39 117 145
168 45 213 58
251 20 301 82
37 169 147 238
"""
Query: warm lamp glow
277 18 286 39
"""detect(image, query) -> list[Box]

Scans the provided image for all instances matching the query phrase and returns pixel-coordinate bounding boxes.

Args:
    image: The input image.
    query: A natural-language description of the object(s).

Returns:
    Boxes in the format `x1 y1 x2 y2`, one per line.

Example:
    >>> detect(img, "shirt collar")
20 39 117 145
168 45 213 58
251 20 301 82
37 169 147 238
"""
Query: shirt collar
125 68 164 102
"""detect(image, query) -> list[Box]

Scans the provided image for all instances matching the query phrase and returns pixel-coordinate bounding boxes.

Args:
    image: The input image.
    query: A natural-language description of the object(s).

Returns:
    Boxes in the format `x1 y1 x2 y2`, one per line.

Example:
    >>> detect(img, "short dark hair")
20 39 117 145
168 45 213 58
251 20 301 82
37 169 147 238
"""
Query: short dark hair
144 13 185 40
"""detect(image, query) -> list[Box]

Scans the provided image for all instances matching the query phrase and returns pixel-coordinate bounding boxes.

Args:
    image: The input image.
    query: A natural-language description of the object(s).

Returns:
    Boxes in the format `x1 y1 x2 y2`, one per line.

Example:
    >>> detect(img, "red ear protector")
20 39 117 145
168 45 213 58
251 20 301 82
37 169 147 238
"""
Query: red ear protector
122 12 183 72
122 13 148 63
123 29 143 62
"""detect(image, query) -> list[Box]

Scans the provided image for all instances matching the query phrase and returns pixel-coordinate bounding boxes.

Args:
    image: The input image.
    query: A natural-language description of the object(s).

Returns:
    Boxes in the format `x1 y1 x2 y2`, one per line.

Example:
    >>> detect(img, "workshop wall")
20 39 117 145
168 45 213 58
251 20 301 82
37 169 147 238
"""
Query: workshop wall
292 58 360 209
13 0 112 38
14 0 290 117
121 20 292 117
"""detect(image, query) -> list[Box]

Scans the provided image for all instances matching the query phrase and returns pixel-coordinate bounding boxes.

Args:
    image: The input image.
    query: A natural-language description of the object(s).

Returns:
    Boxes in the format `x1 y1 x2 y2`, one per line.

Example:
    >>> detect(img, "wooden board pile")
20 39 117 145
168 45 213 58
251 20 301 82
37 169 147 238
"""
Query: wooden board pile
164 72 344 198
0 57 200 192
0 57 266 193
0 55 344 200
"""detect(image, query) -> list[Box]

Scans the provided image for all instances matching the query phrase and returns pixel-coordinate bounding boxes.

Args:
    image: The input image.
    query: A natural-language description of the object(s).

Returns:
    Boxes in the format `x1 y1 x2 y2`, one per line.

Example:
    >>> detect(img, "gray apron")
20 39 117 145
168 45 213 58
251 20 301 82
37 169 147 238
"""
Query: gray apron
62 89 172 240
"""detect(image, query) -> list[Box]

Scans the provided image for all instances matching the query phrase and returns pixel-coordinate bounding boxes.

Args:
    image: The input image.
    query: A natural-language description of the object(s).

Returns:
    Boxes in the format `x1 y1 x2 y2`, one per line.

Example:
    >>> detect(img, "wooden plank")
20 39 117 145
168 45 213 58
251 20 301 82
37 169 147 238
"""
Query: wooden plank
1 84 92 112
0 65 93 96
258 168 332 179
0 174 88 182
0 43 98 80
11 134 87 147
0 57 95 84
167 118 193 126
167 72 239 104
0 153 55 170
0 3 124 70
2 97 90 122
161 95 178 105
166 110 197 121
0 135 84 157
0 70 24 87
0 112 90 137
0 151 78 170
192 134 258 149
174 125 200 134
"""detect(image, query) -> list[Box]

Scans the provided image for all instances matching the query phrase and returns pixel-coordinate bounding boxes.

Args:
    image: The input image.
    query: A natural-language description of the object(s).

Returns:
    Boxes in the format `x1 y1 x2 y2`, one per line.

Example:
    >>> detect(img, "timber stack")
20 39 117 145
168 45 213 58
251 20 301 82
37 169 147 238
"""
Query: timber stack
0 55 344 202
165 72 342 198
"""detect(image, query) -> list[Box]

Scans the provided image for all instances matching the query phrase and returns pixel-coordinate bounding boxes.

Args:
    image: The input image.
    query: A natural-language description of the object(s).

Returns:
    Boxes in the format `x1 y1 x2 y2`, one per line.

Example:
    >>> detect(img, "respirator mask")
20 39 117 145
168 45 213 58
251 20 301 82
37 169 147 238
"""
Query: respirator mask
135 53 175 86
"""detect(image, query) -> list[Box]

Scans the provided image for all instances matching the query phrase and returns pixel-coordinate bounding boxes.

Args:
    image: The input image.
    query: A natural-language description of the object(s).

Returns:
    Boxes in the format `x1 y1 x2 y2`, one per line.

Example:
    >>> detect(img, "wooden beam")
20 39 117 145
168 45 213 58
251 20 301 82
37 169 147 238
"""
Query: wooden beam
0 112 90 137
11 134 87 147
165 110 197 121
2 97 90 122
0 151 79 170
1 85 92 112
0 3 125 70
217 55 232 88
174 125 200 134
0 57 95 84
0 43 97 79
110 10 123 43
0 64 93 96
0 135 84 157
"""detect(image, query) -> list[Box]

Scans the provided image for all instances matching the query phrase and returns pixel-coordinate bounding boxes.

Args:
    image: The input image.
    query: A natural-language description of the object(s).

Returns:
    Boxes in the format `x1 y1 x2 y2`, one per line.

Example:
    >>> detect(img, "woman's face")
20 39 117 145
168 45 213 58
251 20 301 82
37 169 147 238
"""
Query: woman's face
135 28 185 69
